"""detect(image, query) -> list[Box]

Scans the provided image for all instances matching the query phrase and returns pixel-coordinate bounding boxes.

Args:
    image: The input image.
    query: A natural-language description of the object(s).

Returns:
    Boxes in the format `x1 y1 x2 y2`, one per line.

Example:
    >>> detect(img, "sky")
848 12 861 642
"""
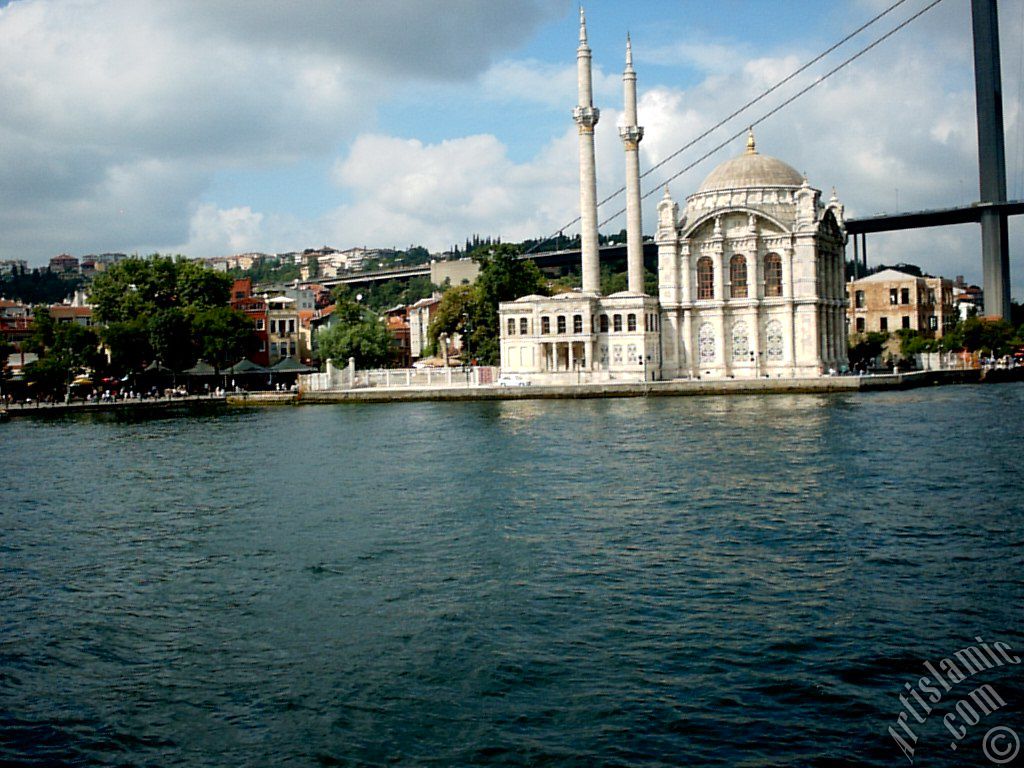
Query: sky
1 0 1022 297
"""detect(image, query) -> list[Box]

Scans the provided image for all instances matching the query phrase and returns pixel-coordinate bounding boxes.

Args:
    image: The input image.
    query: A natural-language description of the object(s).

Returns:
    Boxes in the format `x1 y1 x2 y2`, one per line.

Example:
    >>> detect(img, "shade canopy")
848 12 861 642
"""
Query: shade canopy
224 359 269 374
270 356 314 373
184 360 217 376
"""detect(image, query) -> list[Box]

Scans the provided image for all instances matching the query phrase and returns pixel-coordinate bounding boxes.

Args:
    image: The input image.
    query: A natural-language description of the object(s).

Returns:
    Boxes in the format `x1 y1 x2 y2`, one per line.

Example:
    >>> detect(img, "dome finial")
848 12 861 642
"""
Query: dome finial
746 127 756 155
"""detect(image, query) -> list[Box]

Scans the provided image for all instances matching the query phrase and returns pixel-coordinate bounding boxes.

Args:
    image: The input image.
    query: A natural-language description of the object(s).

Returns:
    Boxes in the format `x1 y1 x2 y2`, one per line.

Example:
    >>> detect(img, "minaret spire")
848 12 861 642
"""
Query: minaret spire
574 5 601 294
620 33 645 293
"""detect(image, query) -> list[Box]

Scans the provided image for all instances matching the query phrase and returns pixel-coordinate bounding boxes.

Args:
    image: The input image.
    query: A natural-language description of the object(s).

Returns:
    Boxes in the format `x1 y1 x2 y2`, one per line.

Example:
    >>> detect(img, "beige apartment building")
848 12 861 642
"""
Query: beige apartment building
846 268 955 338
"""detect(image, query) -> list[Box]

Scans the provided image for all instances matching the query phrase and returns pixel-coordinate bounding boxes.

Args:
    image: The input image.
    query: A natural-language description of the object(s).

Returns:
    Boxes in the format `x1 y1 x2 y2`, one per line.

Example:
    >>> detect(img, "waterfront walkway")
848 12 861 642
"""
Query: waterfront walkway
5 369 1010 419
1 394 227 419
233 368 986 406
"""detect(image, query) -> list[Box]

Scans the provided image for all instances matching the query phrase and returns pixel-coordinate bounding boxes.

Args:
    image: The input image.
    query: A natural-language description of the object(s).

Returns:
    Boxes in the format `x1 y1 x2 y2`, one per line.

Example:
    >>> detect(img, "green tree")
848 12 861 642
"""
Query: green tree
25 307 56 354
24 321 103 399
102 320 152 374
0 336 13 390
897 329 938 356
469 243 548 364
88 255 250 372
942 317 1016 354
175 259 231 309
427 284 477 350
148 308 196 372
849 331 888 368
191 306 254 372
0 269 82 305
317 311 394 368
90 256 171 323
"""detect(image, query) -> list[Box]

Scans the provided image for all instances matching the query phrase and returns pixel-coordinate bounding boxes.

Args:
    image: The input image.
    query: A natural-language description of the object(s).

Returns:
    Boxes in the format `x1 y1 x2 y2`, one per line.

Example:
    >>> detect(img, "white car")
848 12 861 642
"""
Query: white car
496 374 530 387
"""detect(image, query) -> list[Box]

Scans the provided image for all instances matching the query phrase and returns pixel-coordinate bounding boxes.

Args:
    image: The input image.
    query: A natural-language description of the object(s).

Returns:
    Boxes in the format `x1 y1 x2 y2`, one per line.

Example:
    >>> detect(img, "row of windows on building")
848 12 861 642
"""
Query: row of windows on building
260 318 296 334
506 312 662 337
853 316 942 333
270 340 298 357
695 253 784 300
849 288 938 308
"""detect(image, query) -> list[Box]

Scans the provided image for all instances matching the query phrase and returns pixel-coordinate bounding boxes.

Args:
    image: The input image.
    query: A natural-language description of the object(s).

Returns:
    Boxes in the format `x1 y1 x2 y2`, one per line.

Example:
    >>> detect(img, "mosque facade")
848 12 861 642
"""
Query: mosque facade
498 11 848 382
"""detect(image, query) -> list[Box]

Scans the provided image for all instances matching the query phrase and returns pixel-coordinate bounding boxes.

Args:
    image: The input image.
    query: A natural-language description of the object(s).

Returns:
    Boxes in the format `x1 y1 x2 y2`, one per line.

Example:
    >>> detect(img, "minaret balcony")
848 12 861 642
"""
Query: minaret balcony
573 106 600 127
619 126 644 144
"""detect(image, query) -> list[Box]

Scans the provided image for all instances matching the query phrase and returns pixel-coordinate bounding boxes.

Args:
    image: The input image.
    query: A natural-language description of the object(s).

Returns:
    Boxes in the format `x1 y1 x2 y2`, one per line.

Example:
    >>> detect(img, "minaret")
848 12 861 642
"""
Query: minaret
573 7 601 294
620 33 645 294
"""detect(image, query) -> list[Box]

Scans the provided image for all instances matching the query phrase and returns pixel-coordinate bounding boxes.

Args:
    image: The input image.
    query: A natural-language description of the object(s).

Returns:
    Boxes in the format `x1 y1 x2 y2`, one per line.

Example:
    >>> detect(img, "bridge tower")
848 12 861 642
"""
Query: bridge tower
972 0 1011 319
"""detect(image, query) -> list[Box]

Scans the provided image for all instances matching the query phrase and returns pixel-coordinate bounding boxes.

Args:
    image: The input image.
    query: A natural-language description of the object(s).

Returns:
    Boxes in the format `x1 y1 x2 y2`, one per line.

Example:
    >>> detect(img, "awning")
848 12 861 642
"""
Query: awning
270 356 314 373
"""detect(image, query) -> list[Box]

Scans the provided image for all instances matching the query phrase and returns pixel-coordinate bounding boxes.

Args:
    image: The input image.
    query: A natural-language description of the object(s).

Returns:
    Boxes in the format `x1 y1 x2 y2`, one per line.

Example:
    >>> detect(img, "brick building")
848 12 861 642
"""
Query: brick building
846 268 955 338
230 278 269 366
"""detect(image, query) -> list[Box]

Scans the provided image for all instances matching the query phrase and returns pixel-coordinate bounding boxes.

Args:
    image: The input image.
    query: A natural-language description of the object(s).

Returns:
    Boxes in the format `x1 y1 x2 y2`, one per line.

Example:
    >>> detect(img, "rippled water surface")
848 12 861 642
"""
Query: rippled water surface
2 385 1023 766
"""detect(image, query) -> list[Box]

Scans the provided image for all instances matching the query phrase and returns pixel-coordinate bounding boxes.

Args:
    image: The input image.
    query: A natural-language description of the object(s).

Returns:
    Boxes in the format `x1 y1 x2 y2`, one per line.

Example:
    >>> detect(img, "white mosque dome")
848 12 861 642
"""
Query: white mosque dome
698 131 803 192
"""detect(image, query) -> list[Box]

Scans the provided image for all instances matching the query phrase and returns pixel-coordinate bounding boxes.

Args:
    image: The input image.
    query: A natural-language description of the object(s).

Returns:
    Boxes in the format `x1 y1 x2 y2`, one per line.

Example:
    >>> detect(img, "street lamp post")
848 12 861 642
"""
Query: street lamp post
461 313 472 366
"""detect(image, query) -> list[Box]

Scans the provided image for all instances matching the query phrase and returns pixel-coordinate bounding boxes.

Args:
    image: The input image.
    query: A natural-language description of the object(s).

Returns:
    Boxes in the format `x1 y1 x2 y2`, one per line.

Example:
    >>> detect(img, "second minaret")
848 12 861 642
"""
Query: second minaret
574 8 601 294
620 34 645 294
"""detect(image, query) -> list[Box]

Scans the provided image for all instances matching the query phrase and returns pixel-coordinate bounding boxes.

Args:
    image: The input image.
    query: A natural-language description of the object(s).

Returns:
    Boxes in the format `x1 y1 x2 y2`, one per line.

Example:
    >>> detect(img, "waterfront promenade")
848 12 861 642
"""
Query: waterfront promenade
1 394 227 419
5 369 1012 418
235 368 985 406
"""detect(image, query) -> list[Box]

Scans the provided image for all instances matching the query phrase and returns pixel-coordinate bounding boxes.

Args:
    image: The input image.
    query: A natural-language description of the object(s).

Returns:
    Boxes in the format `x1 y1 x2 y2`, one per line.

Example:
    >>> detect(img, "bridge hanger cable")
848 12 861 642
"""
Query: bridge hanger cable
524 0 927 252
597 0 945 228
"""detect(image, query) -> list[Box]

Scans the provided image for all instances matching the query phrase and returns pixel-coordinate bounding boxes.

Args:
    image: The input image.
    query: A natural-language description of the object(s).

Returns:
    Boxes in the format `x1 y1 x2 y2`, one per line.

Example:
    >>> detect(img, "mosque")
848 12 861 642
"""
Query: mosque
498 10 849 382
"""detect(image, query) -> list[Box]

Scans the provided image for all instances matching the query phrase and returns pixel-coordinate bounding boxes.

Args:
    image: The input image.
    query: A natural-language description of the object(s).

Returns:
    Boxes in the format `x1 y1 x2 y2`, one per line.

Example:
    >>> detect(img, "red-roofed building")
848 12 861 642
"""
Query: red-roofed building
49 305 94 327
48 254 80 275
230 279 269 366
384 305 411 367
0 300 32 346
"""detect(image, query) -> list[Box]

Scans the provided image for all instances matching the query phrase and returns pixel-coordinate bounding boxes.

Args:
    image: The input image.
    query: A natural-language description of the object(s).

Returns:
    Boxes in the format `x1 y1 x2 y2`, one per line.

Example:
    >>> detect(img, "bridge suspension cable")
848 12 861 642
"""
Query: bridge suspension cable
596 0 945 228
524 0 939 252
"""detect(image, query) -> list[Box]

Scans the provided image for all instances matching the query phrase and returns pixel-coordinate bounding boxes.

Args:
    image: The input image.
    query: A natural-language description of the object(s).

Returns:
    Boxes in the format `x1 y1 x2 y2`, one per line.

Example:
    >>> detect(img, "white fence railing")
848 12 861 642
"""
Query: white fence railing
914 351 980 371
299 358 498 393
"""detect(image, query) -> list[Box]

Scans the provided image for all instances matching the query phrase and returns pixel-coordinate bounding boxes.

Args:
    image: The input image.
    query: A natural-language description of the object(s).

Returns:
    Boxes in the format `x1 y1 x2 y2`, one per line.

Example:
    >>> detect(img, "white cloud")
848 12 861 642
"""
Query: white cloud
184 205 265 257
643 40 751 74
0 0 558 263
323 132 580 250
481 58 620 108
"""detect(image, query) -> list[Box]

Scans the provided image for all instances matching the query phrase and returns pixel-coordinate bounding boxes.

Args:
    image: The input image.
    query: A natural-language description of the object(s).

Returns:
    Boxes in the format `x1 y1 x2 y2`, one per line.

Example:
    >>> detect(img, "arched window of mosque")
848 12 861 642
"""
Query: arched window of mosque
520 317 528 335
573 314 583 334
764 253 783 297
613 314 623 332
698 322 715 363
730 255 748 299
627 314 637 332
731 320 749 360
541 316 550 334
697 257 714 300
557 316 566 334
507 318 516 336
766 319 784 361
600 314 609 332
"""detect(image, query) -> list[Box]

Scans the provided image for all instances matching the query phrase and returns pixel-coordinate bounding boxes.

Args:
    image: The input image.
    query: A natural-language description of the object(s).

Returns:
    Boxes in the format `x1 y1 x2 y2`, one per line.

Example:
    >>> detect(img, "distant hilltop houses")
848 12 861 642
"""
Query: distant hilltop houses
0 244 462 281
200 246 393 278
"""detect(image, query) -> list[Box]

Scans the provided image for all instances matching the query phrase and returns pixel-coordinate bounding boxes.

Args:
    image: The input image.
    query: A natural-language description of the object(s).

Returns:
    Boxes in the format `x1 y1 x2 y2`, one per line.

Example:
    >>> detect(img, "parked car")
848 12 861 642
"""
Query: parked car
496 374 530 387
